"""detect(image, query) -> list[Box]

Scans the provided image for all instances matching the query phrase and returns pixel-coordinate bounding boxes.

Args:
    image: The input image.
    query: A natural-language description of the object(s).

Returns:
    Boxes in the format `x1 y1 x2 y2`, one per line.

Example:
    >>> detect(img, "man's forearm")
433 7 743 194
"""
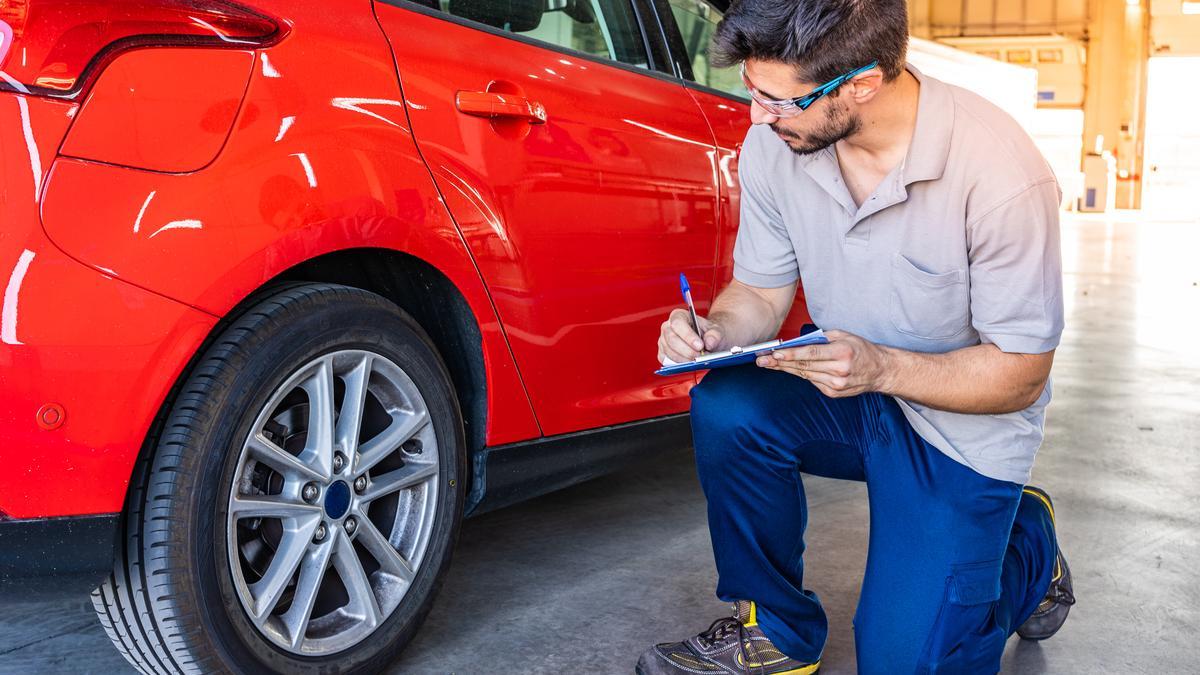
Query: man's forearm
763 330 1055 413
707 285 785 349
879 343 1052 414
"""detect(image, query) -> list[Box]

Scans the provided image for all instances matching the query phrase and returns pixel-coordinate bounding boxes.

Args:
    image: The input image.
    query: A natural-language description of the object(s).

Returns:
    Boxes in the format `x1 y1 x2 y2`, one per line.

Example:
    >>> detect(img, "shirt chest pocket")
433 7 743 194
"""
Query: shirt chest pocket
890 253 971 340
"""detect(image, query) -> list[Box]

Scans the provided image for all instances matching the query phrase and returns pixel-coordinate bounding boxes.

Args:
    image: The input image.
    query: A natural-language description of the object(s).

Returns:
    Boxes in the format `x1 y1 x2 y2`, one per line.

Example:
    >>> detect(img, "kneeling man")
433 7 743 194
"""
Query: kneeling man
642 1 1074 673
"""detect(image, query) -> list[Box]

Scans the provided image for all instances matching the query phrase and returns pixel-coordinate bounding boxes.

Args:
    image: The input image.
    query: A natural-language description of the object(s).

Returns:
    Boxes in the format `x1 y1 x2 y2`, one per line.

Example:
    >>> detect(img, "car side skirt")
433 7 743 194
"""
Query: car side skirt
467 414 693 516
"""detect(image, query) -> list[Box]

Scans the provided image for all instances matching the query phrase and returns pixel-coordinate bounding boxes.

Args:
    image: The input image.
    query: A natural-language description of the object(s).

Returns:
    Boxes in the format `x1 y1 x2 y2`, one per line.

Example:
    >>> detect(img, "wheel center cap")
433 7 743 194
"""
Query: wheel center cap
324 481 351 520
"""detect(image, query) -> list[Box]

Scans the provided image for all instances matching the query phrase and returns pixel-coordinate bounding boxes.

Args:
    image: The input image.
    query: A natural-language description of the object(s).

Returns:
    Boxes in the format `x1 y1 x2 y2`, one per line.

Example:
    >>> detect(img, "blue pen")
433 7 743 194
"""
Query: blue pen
679 273 705 354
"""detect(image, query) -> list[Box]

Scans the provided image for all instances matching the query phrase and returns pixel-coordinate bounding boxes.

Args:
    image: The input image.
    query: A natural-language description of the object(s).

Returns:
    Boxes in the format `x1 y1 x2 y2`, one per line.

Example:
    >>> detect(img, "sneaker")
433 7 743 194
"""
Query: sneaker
635 600 820 675
1016 486 1076 640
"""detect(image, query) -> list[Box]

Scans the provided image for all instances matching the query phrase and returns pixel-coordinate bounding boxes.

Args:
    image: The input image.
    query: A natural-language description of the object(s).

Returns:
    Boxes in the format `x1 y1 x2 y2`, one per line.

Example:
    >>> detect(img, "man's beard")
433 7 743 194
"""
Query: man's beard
771 100 860 156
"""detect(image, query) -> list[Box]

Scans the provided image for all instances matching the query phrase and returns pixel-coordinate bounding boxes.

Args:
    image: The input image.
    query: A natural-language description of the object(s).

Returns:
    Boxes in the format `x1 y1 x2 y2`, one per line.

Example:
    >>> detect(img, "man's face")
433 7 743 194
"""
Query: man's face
744 60 861 156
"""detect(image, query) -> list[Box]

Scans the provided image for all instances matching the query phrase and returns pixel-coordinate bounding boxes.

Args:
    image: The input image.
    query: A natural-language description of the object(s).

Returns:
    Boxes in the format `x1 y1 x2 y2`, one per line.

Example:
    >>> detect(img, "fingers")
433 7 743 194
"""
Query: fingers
773 341 852 363
775 345 832 362
800 369 850 392
753 328 868 397
669 309 704 348
702 326 723 351
663 330 699 362
787 358 850 377
659 309 703 363
659 328 696 363
758 360 854 396
755 352 844 375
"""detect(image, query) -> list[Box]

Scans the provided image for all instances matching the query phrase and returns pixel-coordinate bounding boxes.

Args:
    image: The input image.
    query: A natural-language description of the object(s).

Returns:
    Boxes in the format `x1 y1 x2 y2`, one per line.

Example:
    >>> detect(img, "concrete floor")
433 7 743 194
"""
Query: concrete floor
3 212 1198 674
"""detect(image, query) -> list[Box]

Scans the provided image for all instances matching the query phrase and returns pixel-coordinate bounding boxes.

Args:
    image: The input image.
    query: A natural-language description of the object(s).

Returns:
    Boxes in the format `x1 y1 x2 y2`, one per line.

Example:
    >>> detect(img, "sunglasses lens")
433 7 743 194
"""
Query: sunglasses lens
774 102 800 118
750 95 784 116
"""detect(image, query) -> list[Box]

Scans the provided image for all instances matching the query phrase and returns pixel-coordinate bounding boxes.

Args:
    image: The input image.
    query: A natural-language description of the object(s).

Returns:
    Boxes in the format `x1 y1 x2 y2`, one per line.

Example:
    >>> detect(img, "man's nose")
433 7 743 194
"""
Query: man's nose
750 100 779 125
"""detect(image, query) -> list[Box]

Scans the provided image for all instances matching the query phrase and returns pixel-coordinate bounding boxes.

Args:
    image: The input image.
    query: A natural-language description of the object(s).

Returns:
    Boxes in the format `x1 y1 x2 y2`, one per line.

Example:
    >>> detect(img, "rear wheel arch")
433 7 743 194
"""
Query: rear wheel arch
272 248 489 460
118 247 490 514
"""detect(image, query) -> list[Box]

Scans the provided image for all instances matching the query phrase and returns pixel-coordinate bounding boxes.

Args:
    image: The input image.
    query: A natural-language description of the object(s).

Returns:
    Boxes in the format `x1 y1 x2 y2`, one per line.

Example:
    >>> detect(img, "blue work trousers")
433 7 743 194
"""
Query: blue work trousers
689 364 1056 673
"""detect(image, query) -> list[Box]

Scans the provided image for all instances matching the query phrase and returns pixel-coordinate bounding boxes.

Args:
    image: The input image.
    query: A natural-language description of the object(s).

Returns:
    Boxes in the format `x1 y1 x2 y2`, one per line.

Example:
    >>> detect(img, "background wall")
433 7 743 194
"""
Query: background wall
906 0 1199 212
910 0 1089 38
1151 0 1200 54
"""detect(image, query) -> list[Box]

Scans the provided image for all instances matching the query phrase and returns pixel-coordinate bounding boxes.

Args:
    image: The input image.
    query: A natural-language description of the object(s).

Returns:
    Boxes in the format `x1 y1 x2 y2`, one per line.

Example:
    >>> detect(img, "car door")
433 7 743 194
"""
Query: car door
374 0 722 436
651 0 815 337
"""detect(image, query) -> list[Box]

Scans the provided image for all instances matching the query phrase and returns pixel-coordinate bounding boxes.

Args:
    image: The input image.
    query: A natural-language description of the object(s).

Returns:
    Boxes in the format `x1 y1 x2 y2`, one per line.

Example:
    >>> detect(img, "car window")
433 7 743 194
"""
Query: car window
423 0 650 69
666 0 744 97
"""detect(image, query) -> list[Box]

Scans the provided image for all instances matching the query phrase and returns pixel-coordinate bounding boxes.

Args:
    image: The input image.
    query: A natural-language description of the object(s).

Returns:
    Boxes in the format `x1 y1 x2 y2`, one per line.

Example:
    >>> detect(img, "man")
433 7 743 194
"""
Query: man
640 1 1075 673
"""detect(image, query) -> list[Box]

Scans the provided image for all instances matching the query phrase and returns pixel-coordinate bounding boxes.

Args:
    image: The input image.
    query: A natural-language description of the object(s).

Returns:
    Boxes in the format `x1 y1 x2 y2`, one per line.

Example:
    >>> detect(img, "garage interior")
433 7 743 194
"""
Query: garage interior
3 0 1199 673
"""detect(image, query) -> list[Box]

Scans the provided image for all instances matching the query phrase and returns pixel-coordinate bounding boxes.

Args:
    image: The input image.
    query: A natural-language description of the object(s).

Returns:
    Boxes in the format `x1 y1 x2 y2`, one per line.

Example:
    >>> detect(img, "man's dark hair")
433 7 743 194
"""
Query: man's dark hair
711 0 908 84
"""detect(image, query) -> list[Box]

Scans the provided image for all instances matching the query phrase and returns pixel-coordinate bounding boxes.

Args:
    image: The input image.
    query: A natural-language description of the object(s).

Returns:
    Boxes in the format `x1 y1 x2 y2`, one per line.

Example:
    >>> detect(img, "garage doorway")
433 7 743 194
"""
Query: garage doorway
1142 56 1200 221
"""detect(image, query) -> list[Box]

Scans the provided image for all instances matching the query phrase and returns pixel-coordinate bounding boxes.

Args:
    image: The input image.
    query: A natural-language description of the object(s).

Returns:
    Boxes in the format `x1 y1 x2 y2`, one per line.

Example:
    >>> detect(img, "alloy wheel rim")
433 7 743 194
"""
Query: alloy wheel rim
225 349 439 655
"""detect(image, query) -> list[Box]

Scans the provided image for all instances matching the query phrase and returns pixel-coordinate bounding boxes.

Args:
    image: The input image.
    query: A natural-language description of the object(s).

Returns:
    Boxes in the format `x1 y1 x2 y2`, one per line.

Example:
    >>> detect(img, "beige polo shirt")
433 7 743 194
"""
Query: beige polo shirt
732 63 1064 485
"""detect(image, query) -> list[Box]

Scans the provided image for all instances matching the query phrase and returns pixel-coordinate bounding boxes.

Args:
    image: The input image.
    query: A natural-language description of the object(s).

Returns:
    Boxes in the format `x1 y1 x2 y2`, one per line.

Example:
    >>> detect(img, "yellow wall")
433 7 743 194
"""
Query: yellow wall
937 34 1086 107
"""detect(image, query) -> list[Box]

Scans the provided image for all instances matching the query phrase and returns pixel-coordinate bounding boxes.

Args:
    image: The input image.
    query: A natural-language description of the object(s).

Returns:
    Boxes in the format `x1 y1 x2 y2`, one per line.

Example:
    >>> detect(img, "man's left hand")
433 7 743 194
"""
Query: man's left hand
756 329 893 398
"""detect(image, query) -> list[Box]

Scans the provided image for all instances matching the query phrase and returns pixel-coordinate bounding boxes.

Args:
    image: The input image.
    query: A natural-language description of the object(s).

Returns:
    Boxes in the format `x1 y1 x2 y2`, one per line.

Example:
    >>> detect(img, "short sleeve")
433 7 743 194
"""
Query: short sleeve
967 177 1065 354
732 129 799 288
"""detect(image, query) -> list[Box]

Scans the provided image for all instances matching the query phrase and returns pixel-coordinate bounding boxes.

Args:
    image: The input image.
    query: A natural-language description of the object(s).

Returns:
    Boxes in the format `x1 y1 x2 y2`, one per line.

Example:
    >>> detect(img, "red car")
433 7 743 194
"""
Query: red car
0 0 809 671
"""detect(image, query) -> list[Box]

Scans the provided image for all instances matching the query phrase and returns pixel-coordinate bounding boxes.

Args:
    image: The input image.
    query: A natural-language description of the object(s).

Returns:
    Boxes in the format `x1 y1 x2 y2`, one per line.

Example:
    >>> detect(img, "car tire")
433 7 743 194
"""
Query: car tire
91 283 466 674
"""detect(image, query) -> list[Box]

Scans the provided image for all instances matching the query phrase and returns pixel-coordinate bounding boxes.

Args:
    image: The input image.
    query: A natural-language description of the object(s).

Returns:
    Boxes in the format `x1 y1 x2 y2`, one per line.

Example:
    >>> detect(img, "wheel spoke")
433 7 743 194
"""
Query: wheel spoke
230 494 321 520
246 433 324 483
335 354 372 457
333 529 381 627
300 357 336 478
247 516 321 623
359 462 438 503
356 409 430 475
279 533 337 649
354 513 416 584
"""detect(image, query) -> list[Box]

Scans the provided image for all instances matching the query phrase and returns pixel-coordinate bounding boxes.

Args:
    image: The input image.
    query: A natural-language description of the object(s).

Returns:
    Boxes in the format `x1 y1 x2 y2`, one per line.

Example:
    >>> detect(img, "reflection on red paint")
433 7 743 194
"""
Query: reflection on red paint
0 0 784 520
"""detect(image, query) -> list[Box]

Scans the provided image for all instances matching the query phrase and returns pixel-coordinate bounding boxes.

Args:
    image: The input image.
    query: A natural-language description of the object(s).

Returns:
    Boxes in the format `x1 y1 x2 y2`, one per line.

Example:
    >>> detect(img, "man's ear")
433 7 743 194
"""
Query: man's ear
847 71 883 104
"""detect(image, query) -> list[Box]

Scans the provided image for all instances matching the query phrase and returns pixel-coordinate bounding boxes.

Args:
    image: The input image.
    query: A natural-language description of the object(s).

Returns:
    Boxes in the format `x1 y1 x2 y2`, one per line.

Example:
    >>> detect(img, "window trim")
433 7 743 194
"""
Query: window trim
645 0 751 105
375 0 680 83
631 0 675 75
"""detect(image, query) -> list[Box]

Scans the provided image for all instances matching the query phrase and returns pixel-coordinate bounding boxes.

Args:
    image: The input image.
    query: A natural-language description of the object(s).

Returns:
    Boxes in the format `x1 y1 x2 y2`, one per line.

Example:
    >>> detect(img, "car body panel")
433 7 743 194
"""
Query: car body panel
60 48 256 173
376 1 719 435
1 0 788 528
684 86 814 335
0 93 218 518
35 1 542 459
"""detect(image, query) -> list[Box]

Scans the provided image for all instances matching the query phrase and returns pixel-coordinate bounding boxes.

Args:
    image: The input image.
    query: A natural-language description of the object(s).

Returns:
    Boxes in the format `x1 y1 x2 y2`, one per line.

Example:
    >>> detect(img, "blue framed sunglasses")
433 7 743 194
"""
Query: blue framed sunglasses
740 61 879 117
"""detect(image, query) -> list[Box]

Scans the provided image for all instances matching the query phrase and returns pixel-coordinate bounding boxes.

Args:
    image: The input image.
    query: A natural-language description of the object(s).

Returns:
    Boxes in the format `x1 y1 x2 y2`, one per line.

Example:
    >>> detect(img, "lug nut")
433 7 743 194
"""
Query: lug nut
344 517 357 535
333 453 346 473
354 476 368 493
302 482 320 503
313 523 328 543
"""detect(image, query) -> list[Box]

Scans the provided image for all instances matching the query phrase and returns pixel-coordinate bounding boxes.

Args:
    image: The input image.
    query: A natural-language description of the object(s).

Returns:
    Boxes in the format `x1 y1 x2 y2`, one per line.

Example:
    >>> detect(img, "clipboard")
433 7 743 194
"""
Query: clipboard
655 329 828 376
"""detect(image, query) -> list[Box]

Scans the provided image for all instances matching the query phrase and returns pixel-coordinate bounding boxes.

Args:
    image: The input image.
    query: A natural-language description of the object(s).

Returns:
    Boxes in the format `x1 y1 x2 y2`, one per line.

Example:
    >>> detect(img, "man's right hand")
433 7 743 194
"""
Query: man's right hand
658 309 724 365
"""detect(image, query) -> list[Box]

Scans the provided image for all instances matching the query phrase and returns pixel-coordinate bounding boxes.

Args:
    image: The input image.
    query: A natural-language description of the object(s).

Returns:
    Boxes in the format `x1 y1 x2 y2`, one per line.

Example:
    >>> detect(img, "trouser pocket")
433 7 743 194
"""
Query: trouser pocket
918 559 1008 674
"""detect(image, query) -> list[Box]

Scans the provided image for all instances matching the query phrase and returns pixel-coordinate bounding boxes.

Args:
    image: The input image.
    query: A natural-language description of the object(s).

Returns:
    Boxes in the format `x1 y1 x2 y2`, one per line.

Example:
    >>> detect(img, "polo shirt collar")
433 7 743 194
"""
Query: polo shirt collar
899 63 953 186
796 63 954 227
